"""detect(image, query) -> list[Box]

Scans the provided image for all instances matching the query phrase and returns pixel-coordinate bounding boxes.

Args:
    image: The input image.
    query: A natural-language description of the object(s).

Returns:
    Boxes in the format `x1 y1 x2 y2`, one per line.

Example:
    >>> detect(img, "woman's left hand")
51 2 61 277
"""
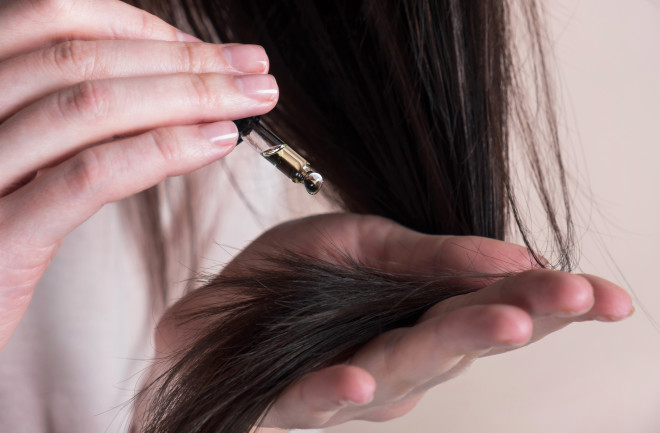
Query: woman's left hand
153 213 632 431
241 214 633 429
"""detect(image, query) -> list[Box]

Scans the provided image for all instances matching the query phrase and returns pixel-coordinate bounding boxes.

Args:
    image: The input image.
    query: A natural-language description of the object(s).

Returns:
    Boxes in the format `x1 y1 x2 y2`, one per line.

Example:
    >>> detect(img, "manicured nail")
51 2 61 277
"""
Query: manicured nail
339 391 374 407
234 75 278 101
594 315 619 322
222 44 269 73
177 31 202 42
553 309 586 318
199 121 238 147
595 305 635 322
347 395 374 406
337 399 366 407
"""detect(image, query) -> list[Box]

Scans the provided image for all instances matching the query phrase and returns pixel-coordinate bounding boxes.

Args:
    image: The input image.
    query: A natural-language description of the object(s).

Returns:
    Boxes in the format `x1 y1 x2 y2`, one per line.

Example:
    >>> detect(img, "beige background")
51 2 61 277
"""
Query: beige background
326 1 660 432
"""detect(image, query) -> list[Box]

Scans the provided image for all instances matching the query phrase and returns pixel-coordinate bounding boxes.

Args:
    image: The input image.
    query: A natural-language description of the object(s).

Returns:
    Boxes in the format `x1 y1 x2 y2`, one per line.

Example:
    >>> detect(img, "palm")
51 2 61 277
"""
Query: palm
188 213 632 429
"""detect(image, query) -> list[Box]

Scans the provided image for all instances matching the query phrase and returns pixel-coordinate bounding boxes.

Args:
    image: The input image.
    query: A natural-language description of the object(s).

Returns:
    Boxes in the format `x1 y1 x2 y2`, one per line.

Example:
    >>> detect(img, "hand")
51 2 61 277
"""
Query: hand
0 0 278 350
221 214 632 429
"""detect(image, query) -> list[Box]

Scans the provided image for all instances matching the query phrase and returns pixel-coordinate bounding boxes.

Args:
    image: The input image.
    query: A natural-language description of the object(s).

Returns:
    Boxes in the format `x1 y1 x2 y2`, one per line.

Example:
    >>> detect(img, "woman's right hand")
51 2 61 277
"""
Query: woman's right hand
0 0 278 350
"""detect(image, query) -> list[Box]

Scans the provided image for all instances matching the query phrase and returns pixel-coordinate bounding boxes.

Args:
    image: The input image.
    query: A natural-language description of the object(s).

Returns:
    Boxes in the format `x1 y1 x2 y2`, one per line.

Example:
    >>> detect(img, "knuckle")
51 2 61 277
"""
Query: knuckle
134 9 169 40
148 128 184 163
49 40 98 78
178 43 201 71
57 80 110 121
185 74 217 108
61 148 108 198
134 10 156 39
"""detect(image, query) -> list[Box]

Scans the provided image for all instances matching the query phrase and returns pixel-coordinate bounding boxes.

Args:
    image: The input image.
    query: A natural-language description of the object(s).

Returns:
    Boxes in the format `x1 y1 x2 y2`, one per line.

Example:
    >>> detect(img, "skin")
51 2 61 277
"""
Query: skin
0 0 277 349
0 0 633 431
159 214 633 430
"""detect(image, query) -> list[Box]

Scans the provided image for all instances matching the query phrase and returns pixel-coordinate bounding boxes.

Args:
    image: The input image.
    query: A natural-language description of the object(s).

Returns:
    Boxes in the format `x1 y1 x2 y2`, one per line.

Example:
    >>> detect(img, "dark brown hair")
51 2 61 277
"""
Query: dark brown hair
123 0 574 431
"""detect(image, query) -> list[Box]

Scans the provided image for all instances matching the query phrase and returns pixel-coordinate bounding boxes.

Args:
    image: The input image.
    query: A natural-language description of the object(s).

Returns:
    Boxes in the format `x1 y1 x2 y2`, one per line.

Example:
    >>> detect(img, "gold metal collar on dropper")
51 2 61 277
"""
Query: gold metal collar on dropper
235 117 323 195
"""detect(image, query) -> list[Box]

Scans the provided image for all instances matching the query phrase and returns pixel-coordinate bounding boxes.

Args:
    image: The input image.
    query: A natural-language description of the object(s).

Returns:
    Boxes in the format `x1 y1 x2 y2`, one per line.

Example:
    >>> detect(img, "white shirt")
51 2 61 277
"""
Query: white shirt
0 145 330 432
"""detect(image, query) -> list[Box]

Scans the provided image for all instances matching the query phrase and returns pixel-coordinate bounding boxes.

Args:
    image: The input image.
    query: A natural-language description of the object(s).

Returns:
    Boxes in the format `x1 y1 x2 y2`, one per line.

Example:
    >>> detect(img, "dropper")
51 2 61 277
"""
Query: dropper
235 117 323 195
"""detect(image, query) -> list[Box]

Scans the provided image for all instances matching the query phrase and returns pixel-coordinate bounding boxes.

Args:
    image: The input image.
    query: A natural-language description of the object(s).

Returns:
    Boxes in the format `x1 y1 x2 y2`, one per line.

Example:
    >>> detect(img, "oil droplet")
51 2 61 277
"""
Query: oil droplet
303 172 323 195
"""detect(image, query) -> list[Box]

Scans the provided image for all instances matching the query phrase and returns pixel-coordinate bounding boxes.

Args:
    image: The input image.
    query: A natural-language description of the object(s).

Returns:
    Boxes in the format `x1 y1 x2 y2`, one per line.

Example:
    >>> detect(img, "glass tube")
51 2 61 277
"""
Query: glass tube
240 122 323 195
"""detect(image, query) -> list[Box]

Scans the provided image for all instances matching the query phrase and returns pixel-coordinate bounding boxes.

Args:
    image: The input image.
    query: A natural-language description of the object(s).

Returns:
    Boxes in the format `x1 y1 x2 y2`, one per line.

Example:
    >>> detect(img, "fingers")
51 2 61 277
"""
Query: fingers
265 214 540 276
350 305 532 400
339 274 630 420
252 215 634 428
0 121 238 249
0 72 278 191
422 269 632 323
0 41 268 120
420 235 544 274
577 274 634 321
280 305 533 426
295 271 630 426
264 365 375 429
417 269 633 356
509 273 635 349
352 215 541 275
0 0 190 61
421 269 595 321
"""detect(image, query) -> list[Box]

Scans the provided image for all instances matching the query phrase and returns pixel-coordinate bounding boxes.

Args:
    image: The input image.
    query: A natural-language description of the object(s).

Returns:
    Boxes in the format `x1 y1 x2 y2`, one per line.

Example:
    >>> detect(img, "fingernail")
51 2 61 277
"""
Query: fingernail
222 45 269 73
234 75 278 101
595 305 635 322
340 392 374 407
348 397 374 406
199 121 238 147
554 309 586 318
338 399 369 407
594 315 618 322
